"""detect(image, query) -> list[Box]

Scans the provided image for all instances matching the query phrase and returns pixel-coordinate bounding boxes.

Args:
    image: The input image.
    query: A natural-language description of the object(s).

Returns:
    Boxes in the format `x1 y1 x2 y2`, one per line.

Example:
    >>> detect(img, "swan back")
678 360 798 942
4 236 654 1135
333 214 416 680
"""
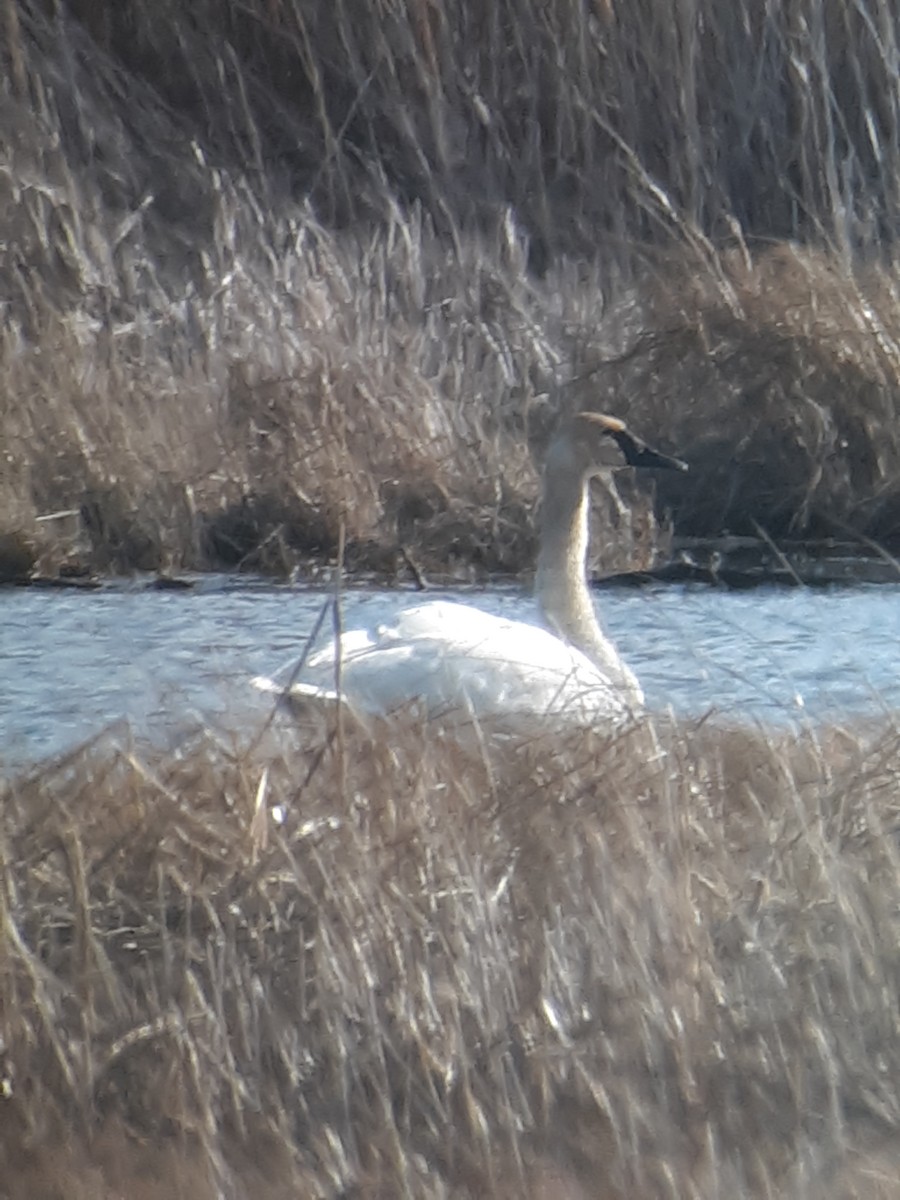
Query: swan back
257 600 636 730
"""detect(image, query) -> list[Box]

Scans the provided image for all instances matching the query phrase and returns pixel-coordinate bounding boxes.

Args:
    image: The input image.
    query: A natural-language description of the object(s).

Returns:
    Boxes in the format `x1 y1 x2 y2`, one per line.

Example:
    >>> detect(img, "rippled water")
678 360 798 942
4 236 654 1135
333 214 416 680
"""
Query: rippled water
2 578 899 764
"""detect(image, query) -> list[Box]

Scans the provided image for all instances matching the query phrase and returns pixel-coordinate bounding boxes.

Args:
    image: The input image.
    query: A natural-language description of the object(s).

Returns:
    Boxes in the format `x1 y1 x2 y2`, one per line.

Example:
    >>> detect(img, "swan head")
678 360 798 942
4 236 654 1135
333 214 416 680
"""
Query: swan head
560 412 688 479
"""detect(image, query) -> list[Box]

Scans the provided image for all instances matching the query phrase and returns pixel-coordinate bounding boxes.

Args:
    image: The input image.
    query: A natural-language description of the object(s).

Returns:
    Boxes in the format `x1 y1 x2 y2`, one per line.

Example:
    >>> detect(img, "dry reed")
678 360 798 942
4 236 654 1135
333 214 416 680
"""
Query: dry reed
5 6 900 1187
2 711 900 1197
4 2 900 576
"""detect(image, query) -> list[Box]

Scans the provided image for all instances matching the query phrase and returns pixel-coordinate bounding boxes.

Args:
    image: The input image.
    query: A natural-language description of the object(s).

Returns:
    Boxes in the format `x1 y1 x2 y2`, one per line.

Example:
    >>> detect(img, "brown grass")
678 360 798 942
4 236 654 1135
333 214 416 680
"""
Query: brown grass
5 3 900 576
2 709 900 1197
6 4 900 1194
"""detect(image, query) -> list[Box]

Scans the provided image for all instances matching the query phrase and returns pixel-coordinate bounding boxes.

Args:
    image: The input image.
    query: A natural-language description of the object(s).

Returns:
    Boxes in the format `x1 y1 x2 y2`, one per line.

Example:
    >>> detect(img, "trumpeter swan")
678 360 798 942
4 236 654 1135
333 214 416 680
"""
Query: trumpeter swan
255 413 686 729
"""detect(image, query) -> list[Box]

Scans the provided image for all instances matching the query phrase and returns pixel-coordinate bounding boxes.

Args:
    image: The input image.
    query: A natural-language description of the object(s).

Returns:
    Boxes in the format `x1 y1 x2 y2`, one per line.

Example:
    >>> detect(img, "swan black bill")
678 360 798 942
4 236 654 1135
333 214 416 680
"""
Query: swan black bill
614 431 689 473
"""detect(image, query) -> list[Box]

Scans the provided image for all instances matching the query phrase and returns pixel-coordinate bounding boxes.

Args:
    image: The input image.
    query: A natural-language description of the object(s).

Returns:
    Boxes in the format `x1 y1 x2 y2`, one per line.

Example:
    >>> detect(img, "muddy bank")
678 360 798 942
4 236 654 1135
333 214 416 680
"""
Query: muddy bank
5 526 900 592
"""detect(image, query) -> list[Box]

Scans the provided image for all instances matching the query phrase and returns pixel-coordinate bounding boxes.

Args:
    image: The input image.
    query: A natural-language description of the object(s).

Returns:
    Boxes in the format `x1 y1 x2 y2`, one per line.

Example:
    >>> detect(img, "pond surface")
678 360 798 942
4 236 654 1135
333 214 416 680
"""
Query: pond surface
1 578 898 765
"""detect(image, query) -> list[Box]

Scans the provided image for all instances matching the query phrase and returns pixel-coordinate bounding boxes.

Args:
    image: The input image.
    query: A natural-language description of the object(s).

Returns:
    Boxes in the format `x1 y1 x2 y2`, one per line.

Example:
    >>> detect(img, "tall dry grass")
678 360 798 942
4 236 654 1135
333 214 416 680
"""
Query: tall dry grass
37 0 900 256
4 2 900 575
6 4 900 1194
2 711 900 1197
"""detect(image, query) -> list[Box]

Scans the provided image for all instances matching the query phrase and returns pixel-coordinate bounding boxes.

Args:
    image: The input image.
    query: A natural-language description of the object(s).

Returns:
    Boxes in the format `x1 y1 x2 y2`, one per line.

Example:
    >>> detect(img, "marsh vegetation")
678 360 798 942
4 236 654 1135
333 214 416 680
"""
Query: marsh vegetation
5 713 900 1199
5 0 900 580
5 0 900 1194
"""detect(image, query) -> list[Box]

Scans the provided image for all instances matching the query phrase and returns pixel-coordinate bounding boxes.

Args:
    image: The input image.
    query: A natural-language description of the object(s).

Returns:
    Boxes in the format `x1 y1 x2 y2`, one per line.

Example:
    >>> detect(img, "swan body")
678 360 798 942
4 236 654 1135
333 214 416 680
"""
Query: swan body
255 413 686 729
255 599 637 727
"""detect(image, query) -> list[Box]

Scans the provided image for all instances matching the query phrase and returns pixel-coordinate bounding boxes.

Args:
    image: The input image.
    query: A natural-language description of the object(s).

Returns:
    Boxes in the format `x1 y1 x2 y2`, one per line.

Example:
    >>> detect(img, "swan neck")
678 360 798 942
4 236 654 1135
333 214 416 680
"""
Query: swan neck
535 461 643 705
535 470 593 633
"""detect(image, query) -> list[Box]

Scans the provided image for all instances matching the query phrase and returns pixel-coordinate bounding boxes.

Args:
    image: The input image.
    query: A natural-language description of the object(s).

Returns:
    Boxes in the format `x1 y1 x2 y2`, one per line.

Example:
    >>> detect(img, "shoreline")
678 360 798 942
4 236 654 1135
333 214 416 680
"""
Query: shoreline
5 535 900 591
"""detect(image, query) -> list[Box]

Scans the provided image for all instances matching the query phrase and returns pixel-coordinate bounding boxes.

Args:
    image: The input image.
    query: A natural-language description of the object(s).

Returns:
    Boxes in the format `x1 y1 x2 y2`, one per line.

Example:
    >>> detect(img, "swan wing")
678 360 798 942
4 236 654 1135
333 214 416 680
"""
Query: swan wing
257 601 635 727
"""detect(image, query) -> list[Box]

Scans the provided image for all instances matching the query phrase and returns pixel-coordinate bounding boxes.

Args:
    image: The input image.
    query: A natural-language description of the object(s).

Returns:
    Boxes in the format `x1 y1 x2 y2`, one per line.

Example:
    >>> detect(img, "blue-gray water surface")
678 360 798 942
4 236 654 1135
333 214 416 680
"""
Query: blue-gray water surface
1 579 898 765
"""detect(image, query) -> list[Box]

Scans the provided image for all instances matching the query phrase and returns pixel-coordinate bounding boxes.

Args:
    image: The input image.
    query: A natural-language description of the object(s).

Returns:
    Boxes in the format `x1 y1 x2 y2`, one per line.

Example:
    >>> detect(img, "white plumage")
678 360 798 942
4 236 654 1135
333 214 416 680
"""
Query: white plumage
256 599 635 726
254 413 686 730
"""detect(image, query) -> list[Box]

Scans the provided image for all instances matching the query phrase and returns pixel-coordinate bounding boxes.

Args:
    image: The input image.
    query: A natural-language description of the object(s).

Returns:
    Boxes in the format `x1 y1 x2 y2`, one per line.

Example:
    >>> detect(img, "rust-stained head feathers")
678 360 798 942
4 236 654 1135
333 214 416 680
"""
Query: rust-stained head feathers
567 412 688 474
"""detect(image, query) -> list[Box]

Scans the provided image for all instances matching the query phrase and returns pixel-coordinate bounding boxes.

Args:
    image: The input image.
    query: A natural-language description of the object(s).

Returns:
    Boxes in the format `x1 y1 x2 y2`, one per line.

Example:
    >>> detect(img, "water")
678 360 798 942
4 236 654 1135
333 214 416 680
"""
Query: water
2 578 899 764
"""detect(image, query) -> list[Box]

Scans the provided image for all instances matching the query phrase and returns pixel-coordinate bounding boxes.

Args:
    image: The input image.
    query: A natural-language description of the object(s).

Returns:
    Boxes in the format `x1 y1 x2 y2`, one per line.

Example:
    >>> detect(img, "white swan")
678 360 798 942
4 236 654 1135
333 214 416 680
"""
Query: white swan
255 413 686 729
